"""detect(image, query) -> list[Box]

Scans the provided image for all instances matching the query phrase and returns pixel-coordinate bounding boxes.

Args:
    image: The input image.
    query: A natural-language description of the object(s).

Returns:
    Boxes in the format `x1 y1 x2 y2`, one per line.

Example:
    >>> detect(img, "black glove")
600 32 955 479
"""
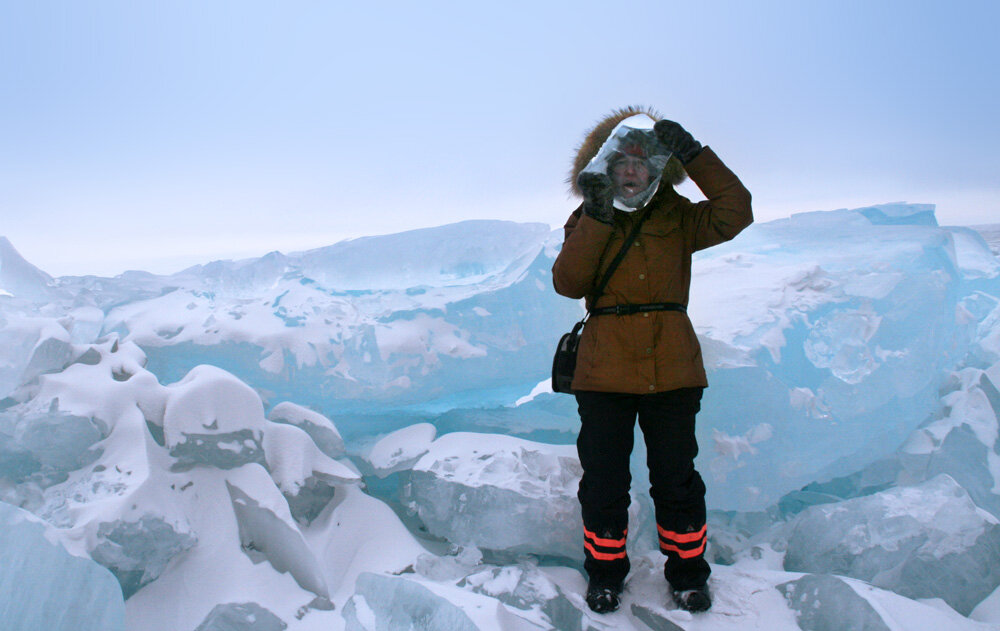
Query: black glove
653 120 703 165
576 172 614 224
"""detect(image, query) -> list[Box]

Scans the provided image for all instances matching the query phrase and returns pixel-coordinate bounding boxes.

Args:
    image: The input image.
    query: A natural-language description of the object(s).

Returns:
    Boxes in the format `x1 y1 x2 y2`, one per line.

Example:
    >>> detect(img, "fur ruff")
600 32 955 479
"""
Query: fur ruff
568 105 688 197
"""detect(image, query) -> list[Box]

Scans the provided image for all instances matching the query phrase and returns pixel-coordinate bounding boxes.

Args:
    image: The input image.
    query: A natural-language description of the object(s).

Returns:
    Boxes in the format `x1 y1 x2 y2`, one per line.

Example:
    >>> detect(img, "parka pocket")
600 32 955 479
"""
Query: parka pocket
657 313 702 366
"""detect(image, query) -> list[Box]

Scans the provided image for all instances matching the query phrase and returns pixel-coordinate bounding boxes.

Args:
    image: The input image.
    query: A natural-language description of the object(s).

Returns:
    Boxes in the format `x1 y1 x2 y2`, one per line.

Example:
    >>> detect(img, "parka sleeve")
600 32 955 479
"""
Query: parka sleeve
551 207 615 299
682 147 754 252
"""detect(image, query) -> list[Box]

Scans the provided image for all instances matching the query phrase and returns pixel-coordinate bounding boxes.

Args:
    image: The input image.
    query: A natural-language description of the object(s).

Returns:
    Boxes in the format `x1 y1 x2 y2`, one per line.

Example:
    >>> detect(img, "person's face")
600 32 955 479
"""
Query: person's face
611 156 651 198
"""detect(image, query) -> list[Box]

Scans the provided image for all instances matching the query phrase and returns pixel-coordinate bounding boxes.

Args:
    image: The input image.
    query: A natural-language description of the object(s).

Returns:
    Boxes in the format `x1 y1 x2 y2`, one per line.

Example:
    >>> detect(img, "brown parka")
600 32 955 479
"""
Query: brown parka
552 111 753 394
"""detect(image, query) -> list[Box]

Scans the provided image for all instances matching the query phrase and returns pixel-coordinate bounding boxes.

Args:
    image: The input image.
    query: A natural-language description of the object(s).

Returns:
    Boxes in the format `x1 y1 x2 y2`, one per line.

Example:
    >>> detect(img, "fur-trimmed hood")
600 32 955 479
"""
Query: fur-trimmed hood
568 105 687 198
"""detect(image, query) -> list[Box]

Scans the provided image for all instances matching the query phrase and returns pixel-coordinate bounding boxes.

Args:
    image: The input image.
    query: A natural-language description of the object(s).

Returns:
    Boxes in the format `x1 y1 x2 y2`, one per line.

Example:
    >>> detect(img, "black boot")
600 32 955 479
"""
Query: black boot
671 583 711 612
586 579 623 614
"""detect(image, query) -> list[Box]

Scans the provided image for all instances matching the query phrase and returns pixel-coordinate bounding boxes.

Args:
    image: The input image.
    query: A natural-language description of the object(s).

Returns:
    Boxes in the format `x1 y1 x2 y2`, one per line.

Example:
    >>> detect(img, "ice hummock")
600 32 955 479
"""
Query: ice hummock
91 220 582 416
0 336 366 629
2 204 1000 628
6 203 984 517
0 236 60 302
402 432 586 559
30 202 992 514
769 361 1000 524
778 474 1000 615
687 202 1000 511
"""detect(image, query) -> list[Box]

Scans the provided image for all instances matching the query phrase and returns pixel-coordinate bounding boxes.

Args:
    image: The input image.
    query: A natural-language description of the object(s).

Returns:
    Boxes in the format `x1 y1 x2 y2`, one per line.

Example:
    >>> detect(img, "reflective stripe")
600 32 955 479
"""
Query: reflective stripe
657 524 707 559
584 527 628 548
660 540 707 559
657 524 707 544
584 541 628 561
583 526 628 562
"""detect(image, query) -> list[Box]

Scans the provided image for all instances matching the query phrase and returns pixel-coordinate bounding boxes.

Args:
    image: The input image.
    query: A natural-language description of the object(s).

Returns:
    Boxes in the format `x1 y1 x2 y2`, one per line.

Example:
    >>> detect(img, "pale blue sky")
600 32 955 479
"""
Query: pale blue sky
3 1 998 276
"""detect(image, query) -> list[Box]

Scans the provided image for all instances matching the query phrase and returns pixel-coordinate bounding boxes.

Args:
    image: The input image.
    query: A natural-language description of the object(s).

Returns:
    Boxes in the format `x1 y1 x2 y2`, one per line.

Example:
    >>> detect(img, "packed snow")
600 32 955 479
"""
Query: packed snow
3 205 1000 629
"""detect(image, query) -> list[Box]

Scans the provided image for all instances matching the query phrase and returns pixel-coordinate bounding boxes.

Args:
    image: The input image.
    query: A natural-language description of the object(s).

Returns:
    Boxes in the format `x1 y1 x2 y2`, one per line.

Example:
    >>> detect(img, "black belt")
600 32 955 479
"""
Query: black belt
589 302 687 316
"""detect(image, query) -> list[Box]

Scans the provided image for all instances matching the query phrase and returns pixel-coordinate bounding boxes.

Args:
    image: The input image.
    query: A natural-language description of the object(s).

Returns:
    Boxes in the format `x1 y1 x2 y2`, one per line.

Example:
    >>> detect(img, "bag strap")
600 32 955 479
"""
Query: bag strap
588 208 652 309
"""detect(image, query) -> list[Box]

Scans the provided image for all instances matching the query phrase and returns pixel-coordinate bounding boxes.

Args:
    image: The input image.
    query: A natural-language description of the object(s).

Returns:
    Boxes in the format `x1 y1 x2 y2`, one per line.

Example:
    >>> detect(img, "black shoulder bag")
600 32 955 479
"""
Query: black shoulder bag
551 211 652 394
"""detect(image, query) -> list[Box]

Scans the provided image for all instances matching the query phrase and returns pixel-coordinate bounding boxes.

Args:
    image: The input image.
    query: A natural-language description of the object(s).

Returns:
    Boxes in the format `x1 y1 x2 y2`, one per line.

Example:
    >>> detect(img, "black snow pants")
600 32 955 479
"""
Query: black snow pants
575 387 710 591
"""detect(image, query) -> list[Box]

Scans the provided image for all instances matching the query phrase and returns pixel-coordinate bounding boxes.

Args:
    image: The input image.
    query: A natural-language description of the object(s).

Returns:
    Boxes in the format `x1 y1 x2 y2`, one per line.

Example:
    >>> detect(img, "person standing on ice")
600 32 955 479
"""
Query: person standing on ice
552 106 752 614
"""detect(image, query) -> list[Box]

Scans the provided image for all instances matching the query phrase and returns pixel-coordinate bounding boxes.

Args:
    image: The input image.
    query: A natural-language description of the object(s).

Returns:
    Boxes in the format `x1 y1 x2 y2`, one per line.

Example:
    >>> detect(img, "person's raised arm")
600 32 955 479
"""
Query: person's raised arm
654 120 752 251
552 172 616 299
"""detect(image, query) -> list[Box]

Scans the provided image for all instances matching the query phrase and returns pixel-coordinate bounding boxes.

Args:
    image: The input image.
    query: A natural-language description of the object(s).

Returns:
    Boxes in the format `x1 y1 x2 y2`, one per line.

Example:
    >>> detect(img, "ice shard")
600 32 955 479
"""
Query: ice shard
0 502 125 631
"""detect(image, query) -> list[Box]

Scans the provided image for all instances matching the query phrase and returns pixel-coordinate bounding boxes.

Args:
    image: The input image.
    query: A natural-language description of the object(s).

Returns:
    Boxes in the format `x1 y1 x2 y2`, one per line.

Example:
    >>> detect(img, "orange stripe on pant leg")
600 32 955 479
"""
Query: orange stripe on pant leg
656 524 706 544
584 541 628 561
659 540 706 559
584 528 628 548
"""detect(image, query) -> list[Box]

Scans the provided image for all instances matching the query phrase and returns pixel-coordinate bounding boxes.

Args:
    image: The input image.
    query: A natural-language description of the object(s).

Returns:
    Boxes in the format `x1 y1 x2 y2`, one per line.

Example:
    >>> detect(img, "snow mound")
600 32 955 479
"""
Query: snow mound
364 422 437 477
267 402 345 459
163 365 269 469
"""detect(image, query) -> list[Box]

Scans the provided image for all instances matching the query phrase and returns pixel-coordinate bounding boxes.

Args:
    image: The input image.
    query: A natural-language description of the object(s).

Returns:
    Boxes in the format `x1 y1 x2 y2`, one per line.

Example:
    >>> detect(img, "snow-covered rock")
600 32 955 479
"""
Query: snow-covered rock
267 401 345 459
123 465 342 631
226 464 331 603
299 485 424 600
162 365 268 469
261 421 360 523
365 422 437 478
